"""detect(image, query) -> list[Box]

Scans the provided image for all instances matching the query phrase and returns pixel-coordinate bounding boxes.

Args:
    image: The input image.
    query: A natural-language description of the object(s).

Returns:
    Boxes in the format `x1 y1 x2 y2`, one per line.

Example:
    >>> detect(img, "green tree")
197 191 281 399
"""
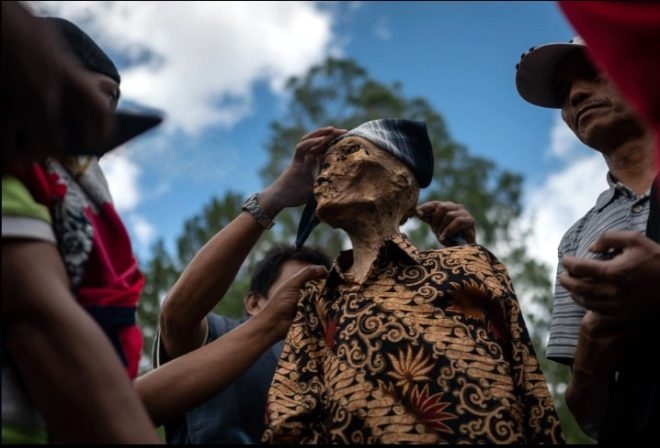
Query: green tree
139 56 591 443
137 239 178 374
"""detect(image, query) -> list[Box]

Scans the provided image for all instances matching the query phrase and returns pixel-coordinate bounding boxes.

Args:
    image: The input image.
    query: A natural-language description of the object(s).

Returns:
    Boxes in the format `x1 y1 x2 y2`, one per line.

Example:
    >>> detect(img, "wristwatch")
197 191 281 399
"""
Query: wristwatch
242 193 275 229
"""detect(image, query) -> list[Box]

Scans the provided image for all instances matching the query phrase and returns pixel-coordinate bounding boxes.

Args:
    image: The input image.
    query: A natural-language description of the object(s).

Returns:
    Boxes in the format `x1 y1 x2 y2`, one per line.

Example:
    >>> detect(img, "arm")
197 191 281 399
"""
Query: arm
564 311 623 439
416 201 476 245
159 126 346 360
559 231 660 320
1 240 159 443
558 231 660 436
136 264 328 426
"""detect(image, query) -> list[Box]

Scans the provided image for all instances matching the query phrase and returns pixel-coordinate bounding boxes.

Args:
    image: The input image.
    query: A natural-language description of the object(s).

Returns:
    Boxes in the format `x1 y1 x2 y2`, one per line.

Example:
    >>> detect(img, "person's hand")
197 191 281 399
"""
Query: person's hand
416 201 476 245
1 2 114 167
559 231 660 320
573 310 640 375
257 264 329 340
259 126 347 215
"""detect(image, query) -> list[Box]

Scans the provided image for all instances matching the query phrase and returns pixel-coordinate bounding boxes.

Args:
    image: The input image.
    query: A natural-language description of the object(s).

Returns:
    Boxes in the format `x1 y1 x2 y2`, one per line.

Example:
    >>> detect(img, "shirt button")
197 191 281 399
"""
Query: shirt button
632 205 644 213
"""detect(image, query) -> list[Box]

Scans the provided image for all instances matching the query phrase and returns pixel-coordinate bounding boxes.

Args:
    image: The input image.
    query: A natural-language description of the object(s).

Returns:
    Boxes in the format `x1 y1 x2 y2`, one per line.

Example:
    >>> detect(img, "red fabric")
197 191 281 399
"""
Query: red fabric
558 1 660 186
77 203 144 308
10 161 144 379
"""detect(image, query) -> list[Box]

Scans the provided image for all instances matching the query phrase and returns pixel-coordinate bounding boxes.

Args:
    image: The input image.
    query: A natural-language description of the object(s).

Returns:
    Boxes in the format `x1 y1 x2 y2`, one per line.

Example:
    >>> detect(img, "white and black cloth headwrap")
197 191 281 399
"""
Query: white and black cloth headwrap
295 118 434 247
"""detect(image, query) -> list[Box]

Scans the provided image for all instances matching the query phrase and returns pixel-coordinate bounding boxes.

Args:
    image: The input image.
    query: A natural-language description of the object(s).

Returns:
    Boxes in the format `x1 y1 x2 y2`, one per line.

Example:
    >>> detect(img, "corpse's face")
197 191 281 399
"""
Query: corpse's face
556 51 645 151
313 136 415 227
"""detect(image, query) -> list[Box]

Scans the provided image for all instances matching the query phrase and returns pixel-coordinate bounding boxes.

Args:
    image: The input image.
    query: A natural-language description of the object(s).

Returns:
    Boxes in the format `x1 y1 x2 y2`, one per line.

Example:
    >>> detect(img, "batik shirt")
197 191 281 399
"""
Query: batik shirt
262 234 563 444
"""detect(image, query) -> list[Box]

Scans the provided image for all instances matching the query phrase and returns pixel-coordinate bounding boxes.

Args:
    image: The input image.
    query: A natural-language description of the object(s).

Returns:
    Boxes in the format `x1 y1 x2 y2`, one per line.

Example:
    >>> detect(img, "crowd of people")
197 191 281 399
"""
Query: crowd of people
2 1 658 444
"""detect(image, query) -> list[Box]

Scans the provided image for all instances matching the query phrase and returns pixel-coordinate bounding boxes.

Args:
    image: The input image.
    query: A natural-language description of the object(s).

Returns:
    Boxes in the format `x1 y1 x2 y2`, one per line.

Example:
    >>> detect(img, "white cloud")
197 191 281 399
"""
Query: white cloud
98 149 141 211
129 213 156 252
521 111 608 276
99 149 155 254
28 0 344 258
374 17 392 41
30 1 341 136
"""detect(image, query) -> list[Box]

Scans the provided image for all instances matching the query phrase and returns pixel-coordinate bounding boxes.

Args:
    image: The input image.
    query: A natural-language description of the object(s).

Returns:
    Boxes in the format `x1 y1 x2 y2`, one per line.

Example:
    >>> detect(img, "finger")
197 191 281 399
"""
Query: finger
561 255 608 279
589 230 642 253
558 272 619 314
416 202 439 223
275 265 328 292
441 215 476 244
295 136 331 154
433 208 464 238
299 126 339 141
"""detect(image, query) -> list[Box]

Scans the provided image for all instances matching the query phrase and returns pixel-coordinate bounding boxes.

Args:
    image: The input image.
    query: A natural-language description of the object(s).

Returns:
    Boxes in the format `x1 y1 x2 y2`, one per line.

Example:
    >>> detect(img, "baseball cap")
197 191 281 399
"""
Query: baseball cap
515 36 588 108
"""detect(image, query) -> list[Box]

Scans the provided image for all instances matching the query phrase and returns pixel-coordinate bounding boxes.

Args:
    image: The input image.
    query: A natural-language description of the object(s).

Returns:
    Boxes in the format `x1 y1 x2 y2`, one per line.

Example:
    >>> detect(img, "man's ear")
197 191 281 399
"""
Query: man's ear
244 292 264 317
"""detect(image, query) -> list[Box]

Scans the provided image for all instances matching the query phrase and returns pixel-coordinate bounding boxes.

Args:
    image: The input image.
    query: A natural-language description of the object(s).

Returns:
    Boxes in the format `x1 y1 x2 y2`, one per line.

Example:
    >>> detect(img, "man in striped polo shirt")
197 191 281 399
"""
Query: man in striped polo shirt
516 36 659 444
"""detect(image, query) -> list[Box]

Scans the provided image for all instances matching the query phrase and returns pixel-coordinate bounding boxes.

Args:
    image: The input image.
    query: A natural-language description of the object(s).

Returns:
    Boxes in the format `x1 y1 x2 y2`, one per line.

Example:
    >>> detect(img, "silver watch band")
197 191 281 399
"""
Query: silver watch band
241 193 275 229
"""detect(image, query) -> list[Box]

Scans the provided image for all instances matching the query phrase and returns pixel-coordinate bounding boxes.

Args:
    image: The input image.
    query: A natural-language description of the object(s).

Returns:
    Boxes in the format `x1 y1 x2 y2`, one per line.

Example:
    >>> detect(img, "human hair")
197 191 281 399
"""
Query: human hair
248 244 332 297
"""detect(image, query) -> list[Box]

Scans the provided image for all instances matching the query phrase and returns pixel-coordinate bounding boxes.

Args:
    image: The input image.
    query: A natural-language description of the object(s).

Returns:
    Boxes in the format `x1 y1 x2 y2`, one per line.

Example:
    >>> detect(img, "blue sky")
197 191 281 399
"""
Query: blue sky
29 1 609 276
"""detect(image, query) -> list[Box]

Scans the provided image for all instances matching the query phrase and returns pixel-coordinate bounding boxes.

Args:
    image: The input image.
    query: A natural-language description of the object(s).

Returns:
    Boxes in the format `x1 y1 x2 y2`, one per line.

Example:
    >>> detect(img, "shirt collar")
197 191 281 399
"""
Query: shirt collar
326 233 422 286
595 172 647 211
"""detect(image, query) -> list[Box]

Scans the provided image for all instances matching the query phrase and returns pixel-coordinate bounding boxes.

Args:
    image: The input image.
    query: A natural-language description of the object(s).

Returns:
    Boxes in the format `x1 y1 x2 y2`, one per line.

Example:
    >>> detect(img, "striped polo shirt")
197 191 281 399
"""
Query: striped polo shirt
547 173 652 365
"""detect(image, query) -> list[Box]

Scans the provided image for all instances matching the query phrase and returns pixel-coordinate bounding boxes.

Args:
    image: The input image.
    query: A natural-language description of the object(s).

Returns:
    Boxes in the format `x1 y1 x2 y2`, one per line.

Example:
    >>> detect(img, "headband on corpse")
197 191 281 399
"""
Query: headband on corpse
295 118 434 248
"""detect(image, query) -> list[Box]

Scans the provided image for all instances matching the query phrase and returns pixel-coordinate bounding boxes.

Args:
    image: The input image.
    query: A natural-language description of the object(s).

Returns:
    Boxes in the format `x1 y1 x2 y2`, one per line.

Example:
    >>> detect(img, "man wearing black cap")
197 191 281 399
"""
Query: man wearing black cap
1 2 117 165
261 118 563 444
516 36 659 443
2 17 159 443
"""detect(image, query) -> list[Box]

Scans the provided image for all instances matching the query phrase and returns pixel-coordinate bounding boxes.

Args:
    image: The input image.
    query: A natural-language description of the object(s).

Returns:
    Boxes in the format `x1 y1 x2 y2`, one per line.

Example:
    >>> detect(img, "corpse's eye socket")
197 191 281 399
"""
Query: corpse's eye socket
342 143 369 156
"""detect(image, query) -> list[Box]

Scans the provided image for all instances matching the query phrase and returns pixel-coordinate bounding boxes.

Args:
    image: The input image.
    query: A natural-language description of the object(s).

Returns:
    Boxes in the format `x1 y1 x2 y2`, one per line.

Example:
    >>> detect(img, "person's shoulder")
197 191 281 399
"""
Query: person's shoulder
206 313 244 338
557 203 602 251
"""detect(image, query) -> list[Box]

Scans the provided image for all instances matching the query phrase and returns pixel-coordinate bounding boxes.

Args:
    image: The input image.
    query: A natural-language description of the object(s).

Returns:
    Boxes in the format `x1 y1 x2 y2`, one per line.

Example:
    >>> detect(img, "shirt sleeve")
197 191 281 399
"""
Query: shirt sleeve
1 176 55 242
261 287 326 444
152 315 218 369
546 229 585 365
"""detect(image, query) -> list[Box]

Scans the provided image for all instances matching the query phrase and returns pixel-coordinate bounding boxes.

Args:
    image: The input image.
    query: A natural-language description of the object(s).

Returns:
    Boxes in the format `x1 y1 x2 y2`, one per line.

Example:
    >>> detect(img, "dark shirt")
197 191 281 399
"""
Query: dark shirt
262 234 564 444
153 314 283 444
598 179 660 445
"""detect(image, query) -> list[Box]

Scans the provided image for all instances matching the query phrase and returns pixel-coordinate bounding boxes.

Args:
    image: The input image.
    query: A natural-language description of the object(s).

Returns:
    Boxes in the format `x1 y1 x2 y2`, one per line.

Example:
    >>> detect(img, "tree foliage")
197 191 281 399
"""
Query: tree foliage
138 56 591 442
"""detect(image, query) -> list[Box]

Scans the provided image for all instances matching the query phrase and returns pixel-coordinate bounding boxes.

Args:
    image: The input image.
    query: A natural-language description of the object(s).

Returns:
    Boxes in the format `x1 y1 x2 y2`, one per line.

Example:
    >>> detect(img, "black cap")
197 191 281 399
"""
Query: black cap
43 17 120 84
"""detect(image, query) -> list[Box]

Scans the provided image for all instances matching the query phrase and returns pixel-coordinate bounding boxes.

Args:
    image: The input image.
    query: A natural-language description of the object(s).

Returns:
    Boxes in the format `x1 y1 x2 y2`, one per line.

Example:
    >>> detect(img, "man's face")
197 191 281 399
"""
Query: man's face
556 51 643 149
249 259 312 317
313 136 414 226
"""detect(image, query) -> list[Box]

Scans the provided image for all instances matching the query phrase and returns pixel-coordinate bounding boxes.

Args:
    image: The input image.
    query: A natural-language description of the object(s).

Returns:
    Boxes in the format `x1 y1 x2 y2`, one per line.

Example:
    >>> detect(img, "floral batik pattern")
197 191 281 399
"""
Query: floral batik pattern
262 234 564 444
